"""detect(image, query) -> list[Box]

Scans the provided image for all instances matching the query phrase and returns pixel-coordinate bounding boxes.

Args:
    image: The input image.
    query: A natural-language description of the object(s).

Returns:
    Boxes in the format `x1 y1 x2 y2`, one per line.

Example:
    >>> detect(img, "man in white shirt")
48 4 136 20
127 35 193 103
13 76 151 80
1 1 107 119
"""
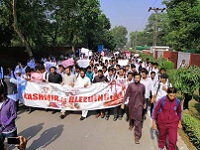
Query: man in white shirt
151 73 172 115
75 69 91 120
140 69 152 120
113 68 127 121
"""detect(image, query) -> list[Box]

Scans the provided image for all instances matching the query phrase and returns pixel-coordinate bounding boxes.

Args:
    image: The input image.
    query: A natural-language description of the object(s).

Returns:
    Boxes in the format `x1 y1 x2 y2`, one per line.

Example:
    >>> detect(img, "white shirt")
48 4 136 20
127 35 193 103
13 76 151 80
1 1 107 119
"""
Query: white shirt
75 75 91 87
106 75 114 82
140 77 152 99
152 81 172 102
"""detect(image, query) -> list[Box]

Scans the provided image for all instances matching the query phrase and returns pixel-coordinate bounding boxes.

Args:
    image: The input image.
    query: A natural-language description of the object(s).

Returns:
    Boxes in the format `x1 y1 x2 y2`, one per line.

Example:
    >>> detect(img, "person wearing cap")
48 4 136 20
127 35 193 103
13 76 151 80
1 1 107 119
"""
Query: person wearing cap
151 73 172 115
48 66 62 84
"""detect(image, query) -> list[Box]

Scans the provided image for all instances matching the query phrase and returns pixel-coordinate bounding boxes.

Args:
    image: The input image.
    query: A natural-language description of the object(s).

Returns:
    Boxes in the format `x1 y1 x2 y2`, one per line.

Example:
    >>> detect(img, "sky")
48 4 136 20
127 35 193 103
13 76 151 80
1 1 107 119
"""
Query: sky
100 0 165 33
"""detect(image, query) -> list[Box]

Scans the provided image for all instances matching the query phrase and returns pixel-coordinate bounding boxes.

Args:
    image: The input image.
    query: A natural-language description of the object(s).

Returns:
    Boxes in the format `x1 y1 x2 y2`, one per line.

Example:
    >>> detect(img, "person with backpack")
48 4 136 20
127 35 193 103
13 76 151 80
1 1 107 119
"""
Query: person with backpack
150 73 172 116
152 87 182 150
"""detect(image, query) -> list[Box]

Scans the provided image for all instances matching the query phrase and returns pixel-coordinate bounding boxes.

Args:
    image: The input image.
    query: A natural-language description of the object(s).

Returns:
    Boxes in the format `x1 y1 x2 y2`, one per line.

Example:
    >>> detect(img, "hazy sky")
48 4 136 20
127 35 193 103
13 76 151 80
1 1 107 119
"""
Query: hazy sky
100 0 165 33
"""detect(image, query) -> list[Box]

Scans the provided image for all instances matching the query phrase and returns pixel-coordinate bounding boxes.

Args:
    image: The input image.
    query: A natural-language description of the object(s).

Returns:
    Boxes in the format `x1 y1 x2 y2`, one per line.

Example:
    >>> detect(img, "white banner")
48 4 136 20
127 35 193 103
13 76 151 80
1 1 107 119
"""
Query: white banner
23 81 127 111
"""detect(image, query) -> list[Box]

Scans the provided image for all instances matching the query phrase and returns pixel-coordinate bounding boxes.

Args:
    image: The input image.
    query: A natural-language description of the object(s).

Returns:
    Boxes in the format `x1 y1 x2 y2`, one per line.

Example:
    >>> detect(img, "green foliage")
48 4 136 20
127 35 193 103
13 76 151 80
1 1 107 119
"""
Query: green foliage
157 57 174 70
0 0 114 51
110 26 128 49
182 113 200 149
139 53 156 62
128 13 169 48
163 0 200 51
172 66 200 95
140 53 175 70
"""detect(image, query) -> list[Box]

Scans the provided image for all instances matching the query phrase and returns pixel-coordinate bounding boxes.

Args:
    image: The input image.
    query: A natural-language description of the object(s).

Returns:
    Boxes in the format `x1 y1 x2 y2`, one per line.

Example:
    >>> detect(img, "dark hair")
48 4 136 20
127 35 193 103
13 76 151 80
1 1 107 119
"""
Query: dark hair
150 71 156 75
4 67 11 76
87 66 92 70
159 68 166 72
0 80 7 96
167 87 177 94
80 68 86 73
108 68 113 72
58 65 64 68
25 66 31 73
141 68 148 75
98 69 103 73
127 72 133 76
49 66 57 71
134 73 141 78
131 64 136 68
116 64 120 68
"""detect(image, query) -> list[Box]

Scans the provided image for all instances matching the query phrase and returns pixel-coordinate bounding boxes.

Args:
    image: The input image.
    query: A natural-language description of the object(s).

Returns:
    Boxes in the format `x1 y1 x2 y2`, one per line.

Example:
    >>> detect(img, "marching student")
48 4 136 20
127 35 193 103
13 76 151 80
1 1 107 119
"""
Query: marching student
61 67 77 119
113 68 127 121
151 74 172 116
124 72 134 122
75 69 91 121
152 87 182 150
140 69 152 120
104 68 114 120
121 73 146 144
93 70 108 119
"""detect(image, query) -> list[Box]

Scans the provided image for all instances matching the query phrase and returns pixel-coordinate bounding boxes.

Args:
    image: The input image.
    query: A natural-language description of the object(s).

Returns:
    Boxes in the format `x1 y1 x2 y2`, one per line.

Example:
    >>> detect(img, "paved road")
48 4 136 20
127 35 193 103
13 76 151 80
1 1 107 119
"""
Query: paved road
10 107 159 150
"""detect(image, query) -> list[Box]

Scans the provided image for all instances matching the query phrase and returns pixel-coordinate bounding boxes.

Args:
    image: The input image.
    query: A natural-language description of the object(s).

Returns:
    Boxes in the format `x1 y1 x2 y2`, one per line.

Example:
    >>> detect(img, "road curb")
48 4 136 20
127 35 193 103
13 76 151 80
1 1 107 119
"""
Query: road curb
176 134 189 150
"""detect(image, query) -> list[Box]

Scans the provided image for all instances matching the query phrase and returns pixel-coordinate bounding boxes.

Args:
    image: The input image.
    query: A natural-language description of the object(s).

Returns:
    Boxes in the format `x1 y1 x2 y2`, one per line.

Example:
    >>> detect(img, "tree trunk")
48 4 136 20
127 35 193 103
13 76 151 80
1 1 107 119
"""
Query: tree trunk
11 0 33 57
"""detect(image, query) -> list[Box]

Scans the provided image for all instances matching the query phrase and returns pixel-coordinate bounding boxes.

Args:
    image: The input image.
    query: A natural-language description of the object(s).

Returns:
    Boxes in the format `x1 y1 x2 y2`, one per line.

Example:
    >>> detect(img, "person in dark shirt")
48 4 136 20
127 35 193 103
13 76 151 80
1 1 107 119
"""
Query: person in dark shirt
48 67 62 84
93 70 108 118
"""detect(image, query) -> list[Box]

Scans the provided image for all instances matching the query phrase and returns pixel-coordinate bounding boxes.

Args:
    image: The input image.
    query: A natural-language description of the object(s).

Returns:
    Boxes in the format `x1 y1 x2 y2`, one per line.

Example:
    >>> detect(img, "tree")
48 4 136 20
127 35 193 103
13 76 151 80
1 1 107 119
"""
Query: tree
164 0 200 51
12 0 33 57
0 0 114 53
110 26 128 49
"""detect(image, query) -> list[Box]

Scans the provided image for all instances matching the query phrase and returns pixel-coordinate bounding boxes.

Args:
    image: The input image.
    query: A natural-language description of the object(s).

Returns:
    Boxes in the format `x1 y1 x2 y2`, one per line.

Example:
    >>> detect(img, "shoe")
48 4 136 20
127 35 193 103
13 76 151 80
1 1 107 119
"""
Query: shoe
105 116 109 120
128 126 133 131
126 116 129 122
60 114 65 119
80 116 86 121
113 117 117 121
28 110 33 114
135 139 140 144
95 114 100 118
118 116 122 120
100 112 105 118
52 111 56 114
28 108 34 114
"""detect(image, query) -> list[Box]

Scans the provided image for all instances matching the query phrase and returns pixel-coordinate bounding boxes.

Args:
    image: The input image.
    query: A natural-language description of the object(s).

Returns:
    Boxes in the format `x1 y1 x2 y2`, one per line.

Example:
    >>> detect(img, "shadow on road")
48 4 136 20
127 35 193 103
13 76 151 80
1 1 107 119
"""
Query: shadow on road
18 123 44 141
28 125 64 149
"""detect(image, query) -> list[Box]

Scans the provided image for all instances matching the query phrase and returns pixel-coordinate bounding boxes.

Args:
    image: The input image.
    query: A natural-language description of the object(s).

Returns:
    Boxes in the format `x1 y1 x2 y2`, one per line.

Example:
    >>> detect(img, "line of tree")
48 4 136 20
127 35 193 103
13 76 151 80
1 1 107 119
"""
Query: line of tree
0 0 117 57
128 0 200 52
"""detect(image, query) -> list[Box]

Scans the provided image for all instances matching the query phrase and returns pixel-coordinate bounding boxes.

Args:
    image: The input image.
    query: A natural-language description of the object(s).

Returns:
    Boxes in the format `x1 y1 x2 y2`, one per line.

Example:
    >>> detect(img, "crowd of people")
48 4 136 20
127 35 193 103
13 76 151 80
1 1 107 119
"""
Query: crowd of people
0 50 183 149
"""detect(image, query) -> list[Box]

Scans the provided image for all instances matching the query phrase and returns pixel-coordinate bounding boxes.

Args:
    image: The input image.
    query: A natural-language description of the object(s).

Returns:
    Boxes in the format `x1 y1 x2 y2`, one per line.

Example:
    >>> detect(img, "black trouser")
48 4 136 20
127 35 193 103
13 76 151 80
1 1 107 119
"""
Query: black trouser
105 109 110 117
125 104 129 118
150 103 154 117
96 109 105 115
113 106 123 118
142 98 149 118
15 100 19 112
183 94 192 110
